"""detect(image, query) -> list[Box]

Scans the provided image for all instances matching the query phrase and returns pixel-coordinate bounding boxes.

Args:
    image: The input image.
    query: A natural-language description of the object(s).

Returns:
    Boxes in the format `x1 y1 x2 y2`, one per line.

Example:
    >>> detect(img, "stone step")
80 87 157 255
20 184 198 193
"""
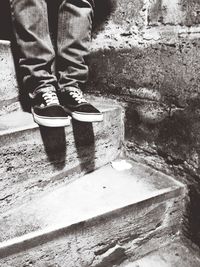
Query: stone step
0 159 186 266
120 239 200 267
0 102 123 215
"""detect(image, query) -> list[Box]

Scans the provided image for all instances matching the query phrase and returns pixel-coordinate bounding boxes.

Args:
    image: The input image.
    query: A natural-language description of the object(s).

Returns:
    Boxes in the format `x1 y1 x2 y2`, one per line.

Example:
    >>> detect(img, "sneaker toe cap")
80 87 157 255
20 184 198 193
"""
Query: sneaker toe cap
75 104 101 114
33 104 67 118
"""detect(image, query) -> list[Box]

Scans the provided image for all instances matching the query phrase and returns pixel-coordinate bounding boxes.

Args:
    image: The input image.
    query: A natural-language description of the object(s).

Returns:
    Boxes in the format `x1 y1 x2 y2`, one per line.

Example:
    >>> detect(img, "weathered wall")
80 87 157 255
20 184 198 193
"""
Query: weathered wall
87 0 200 246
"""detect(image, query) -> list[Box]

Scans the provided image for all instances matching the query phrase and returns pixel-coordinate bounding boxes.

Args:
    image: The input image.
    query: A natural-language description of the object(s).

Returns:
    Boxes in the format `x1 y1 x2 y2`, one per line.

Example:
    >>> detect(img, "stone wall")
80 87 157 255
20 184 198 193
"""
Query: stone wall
87 0 200 246
1 0 200 247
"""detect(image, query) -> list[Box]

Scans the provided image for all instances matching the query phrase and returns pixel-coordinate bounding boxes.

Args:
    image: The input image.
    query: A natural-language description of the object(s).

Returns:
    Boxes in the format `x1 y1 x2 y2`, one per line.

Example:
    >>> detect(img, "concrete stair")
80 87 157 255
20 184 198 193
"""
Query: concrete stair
0 30 189 267
0 103 123 215
0 159 185 266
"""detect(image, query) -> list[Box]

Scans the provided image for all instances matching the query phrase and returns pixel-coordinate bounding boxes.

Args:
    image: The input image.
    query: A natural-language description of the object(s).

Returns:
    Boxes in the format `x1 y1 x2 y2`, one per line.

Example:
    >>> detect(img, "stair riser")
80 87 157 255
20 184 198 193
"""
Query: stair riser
0 108 123 214
0 189 185 266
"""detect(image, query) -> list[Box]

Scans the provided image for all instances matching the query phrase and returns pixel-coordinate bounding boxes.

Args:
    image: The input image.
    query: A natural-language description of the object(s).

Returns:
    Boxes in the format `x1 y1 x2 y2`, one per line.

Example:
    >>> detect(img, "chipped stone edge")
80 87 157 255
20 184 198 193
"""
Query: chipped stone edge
0 184 185 259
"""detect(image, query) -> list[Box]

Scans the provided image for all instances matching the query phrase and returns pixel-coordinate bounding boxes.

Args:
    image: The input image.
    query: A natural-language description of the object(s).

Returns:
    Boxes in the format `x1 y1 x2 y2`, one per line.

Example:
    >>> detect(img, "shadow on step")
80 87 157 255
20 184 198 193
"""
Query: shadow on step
38 121 95 173
72 120 95 173
93 0 117 32
0 0 12 40
39 126 67 170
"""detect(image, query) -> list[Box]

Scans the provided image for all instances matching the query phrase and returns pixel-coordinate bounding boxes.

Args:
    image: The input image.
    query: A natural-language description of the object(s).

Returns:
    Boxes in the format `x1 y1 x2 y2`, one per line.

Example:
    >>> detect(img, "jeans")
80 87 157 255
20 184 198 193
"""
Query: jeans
9 0 94 96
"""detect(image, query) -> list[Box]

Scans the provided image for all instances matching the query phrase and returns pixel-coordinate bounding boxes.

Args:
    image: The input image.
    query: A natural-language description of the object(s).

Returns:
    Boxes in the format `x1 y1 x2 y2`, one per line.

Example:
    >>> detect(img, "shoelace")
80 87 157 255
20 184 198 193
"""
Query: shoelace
43 91 59 106
69 88 87 104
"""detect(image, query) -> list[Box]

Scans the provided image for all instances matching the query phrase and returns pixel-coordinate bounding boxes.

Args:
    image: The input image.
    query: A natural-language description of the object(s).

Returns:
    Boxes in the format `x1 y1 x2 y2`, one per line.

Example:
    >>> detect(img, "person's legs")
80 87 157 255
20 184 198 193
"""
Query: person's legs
57 0 103 122
9 0 70 127
57 0 94 89
10 0 57 95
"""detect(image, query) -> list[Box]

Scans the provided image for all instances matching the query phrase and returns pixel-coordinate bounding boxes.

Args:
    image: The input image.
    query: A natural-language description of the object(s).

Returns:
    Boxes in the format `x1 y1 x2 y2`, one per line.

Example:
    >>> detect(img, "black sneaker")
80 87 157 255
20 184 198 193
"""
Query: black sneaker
59 88 103 122
31 90 71 127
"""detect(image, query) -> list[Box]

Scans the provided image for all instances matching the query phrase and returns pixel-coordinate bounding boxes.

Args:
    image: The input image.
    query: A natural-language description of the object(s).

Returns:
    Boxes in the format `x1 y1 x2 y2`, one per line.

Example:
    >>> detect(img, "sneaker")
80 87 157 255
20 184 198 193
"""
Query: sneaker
59 87 103 122
31 90 71 127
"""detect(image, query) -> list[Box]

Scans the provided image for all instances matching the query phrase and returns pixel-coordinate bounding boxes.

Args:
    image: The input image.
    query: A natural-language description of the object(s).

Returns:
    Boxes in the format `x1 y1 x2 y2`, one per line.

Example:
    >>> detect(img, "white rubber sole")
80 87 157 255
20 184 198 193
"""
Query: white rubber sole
71 112 103 122
32 112 71 127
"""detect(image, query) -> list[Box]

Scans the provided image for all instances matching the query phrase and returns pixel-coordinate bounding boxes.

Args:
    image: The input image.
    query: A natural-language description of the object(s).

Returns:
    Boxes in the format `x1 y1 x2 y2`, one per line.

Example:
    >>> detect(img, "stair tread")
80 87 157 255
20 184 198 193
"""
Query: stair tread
0 110 37 133
0 159 184 247
0 103 117 135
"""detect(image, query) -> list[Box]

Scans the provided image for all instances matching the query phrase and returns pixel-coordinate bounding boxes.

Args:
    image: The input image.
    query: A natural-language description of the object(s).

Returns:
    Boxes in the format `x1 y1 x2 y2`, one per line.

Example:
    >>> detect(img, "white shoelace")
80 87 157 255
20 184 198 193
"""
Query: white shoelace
43 91 59 105
69 88 87 104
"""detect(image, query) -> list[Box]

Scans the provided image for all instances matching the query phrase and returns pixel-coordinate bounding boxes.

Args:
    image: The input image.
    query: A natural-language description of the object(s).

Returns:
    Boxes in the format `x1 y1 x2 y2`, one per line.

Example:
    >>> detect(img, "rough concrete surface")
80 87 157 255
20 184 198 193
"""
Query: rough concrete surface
0 0 200 251
120 239 200 267
0 160 185 266
0 41 18 107
0 160 184 243
148 0 200 26
88 0 200 248
0 202 182 267
0 103 123 215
